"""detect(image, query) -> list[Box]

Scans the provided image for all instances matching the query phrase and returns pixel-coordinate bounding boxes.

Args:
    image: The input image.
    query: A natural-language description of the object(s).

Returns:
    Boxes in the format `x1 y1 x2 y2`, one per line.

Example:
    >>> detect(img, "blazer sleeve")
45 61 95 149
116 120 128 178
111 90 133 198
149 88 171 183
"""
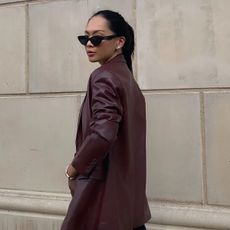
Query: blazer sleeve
71 71 123 176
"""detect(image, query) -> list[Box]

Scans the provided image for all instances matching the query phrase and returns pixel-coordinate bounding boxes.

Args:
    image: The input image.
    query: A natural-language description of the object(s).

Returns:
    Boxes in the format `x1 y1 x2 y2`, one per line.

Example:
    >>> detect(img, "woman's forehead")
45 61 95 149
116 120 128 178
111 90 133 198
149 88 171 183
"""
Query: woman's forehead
85 16 111 33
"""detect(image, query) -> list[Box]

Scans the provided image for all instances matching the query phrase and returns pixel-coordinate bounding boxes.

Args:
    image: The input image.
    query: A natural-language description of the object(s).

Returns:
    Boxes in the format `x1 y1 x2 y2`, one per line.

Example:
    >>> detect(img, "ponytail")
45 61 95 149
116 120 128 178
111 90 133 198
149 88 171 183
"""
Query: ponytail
123 23 134 73
91 10 135 73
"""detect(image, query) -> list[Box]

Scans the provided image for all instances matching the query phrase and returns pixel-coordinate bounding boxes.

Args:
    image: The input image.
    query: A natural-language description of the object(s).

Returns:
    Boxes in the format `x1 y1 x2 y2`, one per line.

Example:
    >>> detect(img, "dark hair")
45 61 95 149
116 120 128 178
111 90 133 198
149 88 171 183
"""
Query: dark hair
90 10 135 73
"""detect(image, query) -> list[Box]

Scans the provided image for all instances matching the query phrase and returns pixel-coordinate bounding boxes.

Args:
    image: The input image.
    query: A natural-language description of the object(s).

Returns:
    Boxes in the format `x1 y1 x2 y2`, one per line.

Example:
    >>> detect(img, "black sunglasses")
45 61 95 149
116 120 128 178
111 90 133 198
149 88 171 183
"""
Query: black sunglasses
78 35 118 46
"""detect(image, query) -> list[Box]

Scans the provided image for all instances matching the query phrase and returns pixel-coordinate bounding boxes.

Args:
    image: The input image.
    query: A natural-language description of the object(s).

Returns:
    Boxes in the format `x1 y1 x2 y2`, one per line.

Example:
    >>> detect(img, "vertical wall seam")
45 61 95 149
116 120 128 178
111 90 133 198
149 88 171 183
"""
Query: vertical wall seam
25 2 29 94
133 0 138 82
200 91 208 205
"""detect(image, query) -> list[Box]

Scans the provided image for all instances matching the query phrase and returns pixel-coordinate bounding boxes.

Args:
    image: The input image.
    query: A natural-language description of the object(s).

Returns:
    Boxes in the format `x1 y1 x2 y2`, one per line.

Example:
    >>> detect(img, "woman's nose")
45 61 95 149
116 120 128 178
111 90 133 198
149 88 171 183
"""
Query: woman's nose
86 39 93 47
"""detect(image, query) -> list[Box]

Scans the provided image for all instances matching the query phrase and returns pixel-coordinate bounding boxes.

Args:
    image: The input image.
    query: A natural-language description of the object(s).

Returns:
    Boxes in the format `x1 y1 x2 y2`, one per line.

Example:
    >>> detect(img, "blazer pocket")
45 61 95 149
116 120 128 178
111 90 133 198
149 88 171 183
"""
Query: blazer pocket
76 166 106 180
77 156 109 180
89 164 107 180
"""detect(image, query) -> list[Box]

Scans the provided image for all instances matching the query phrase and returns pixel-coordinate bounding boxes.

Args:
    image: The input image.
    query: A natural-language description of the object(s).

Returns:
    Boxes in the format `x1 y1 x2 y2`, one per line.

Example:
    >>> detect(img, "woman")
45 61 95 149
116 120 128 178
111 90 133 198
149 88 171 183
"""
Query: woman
61 10 151 230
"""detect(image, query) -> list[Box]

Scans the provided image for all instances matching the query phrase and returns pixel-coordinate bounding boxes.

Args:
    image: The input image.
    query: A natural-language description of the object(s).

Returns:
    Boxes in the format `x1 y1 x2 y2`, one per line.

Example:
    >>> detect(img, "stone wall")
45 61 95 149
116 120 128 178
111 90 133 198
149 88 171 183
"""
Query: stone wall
1 0 230 229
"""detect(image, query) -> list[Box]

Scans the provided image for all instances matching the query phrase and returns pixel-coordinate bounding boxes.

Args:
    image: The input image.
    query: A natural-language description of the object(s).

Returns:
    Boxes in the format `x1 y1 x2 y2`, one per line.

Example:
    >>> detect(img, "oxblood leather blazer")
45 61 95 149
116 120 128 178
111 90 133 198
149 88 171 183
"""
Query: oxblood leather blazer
61 54 151 230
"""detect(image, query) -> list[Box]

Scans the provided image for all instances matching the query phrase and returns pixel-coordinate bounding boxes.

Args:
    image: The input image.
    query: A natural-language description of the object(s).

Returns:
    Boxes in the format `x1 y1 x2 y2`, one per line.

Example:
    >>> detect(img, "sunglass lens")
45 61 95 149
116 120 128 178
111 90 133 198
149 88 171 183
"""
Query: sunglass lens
90 36 103 46
78 36 88 46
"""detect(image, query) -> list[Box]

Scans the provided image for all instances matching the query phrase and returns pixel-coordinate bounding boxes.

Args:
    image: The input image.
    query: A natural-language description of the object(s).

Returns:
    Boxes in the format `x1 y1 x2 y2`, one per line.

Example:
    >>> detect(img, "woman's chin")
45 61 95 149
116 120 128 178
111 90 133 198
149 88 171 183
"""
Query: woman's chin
88 57 98 63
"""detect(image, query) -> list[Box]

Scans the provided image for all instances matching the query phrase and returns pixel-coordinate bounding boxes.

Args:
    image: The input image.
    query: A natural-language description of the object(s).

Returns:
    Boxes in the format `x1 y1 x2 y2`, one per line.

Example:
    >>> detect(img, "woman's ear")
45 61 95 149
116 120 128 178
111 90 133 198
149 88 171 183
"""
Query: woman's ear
116 36 126 49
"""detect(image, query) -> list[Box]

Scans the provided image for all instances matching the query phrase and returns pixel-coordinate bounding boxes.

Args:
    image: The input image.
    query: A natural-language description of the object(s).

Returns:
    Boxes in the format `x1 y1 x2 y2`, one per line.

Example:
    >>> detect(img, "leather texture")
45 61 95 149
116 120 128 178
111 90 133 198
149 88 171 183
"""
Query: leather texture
61 54 151 230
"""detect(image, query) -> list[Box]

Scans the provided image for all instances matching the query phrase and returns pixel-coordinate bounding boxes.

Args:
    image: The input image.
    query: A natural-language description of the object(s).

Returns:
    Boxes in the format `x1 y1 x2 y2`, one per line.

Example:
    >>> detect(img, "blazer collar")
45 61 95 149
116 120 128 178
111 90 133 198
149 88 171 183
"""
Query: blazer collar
102 54 126 66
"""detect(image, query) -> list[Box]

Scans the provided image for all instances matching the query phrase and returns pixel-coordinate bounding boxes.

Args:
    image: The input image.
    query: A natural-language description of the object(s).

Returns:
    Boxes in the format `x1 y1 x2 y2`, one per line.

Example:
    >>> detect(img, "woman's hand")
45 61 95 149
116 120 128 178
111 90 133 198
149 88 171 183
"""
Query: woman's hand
65 164 78 197
66 164 78 178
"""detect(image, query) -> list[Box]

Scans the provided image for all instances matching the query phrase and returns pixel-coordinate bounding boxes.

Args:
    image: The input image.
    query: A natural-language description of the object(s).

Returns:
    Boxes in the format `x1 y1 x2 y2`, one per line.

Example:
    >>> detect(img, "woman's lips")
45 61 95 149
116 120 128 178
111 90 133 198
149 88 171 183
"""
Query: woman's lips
87 51 96 57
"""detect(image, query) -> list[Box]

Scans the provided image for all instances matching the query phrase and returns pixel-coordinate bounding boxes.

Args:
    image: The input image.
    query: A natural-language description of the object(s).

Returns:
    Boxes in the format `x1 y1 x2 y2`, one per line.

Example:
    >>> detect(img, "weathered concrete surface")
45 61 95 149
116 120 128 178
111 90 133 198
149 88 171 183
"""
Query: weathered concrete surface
0 5 26 94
